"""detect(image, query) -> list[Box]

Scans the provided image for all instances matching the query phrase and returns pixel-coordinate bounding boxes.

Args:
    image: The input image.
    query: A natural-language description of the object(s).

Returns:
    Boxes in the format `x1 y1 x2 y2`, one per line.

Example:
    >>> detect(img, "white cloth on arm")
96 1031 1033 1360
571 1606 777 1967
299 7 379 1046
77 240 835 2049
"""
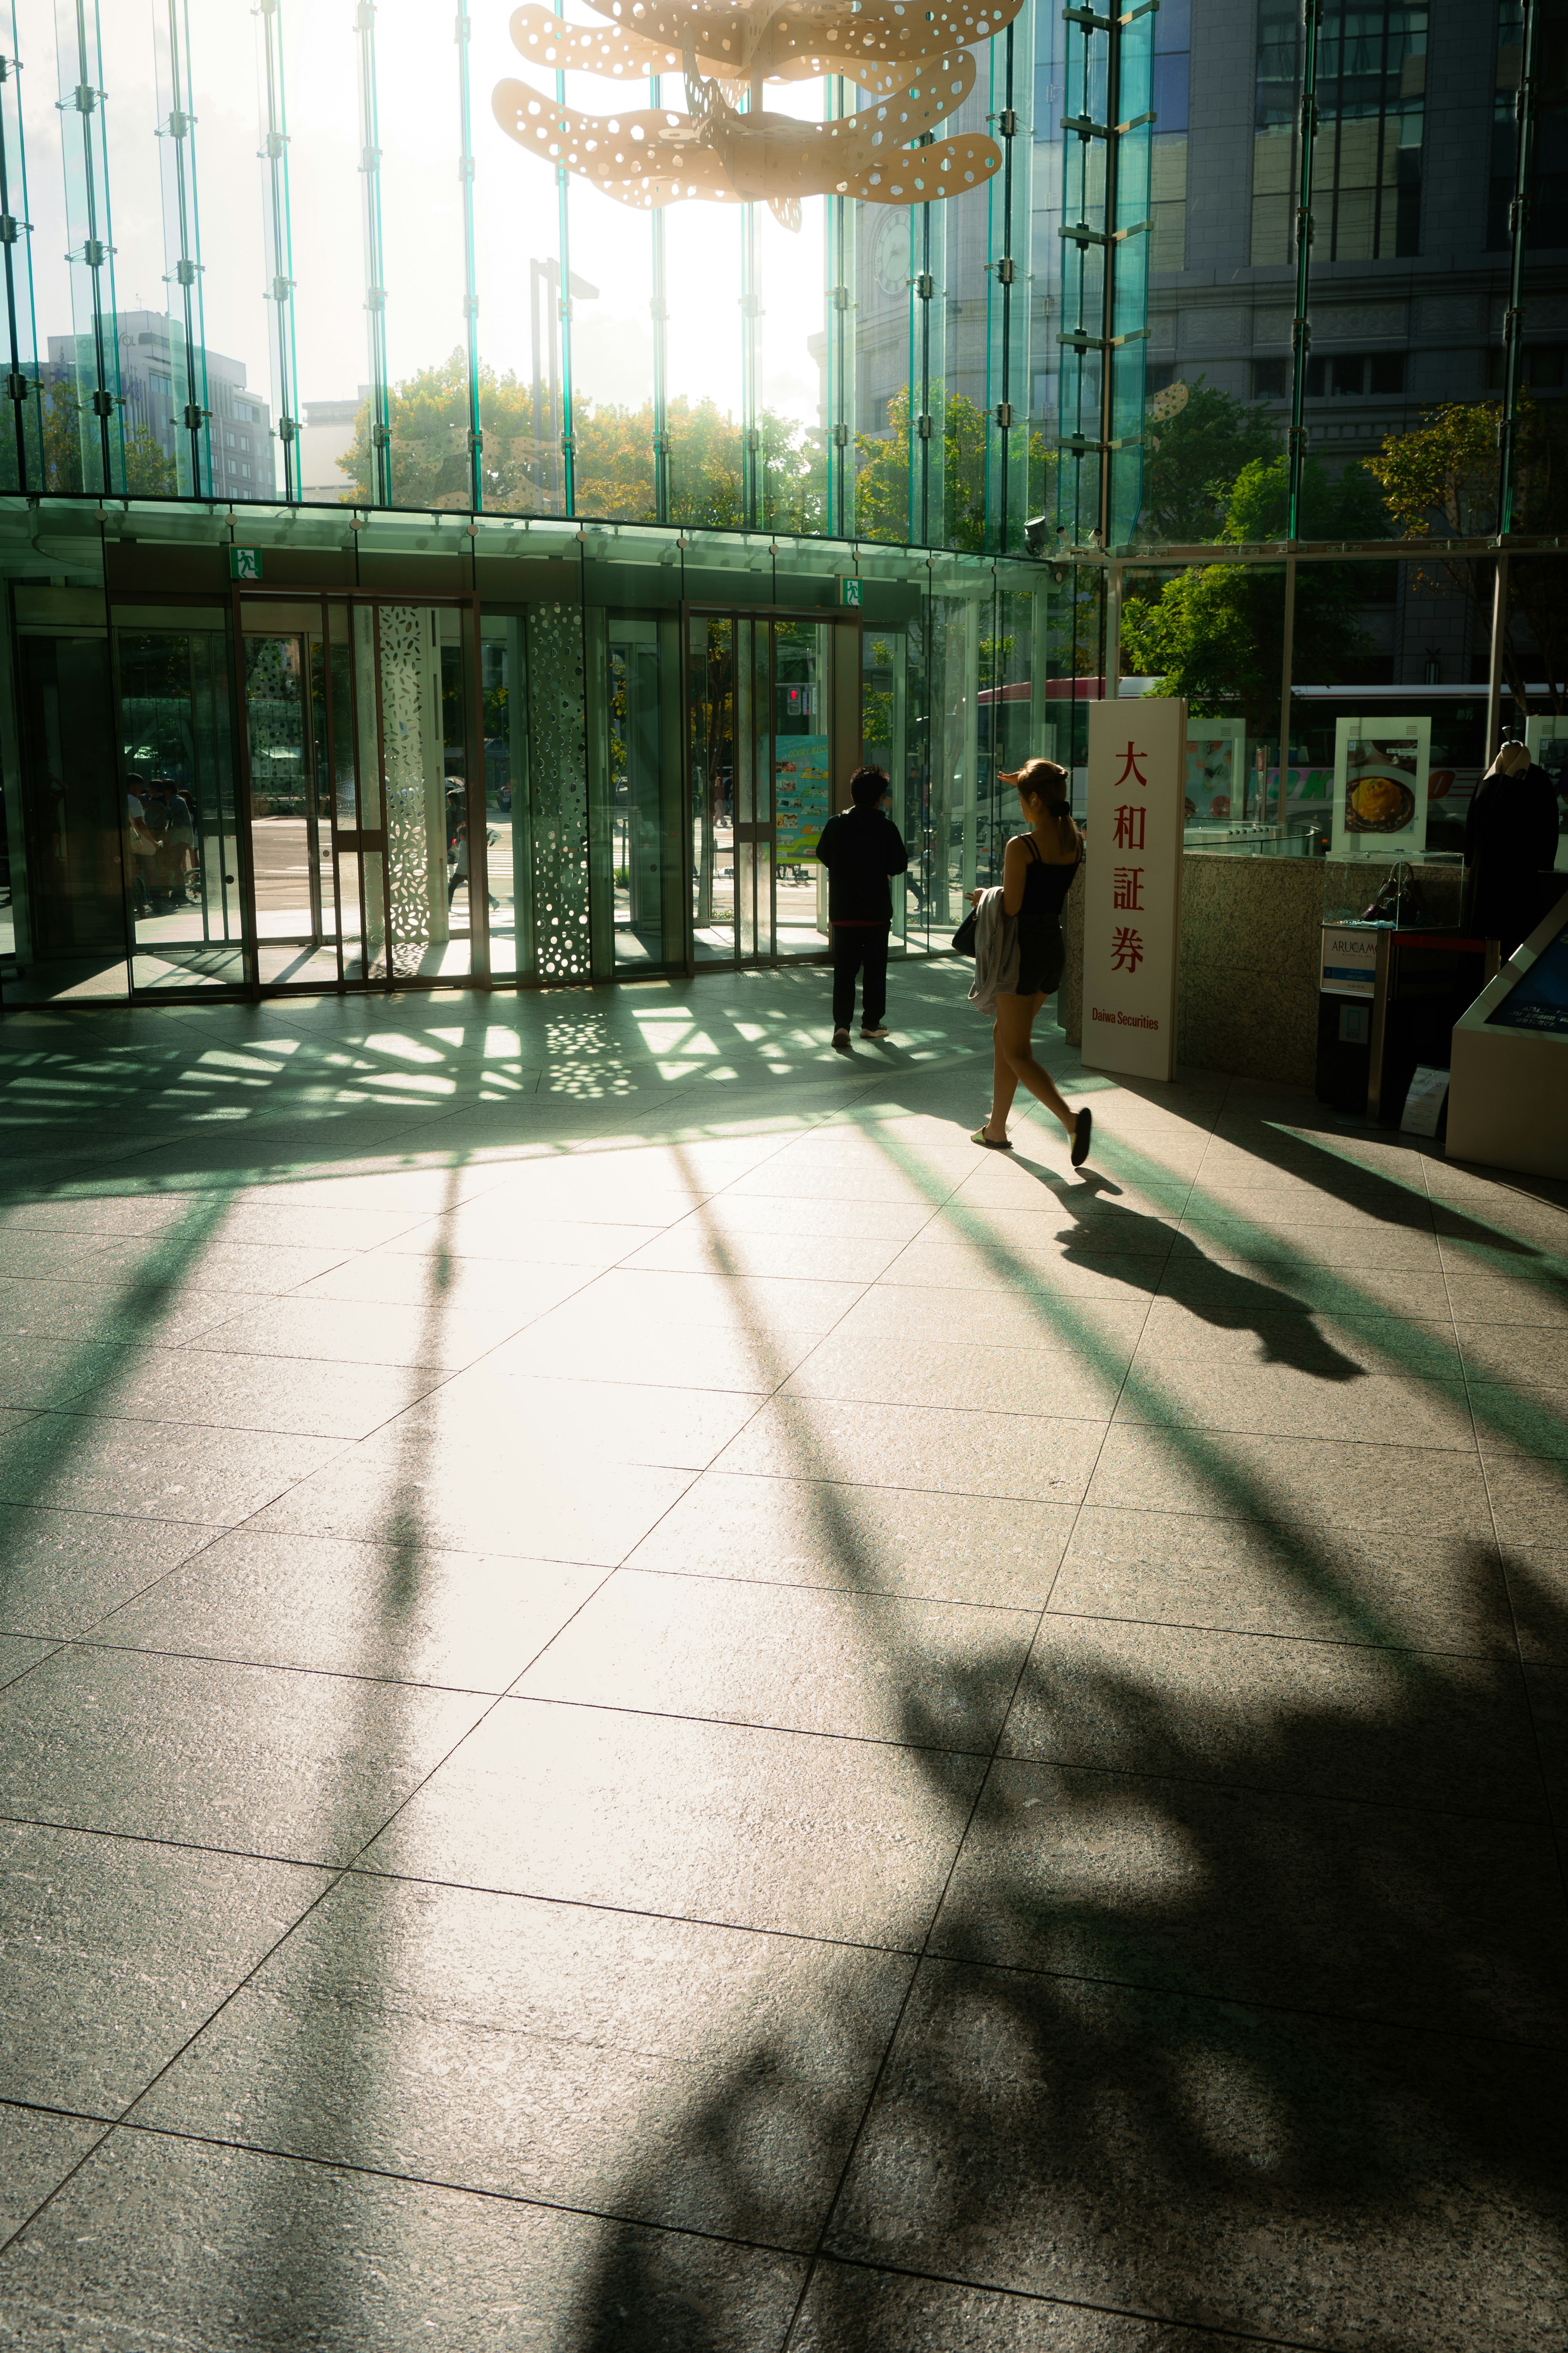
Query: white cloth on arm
968 885 1019 1015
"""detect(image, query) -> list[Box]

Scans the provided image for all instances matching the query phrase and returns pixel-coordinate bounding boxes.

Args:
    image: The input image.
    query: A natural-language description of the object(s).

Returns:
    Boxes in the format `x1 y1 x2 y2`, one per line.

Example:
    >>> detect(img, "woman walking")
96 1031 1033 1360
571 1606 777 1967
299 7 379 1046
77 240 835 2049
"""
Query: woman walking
970 758 1092 1166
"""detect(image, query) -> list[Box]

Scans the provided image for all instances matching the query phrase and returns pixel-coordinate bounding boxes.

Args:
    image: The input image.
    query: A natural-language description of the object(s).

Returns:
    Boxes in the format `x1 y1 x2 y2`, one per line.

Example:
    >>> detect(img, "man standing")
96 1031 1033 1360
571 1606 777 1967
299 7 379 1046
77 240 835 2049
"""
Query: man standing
814 765 909 1047
1466 739 1561 956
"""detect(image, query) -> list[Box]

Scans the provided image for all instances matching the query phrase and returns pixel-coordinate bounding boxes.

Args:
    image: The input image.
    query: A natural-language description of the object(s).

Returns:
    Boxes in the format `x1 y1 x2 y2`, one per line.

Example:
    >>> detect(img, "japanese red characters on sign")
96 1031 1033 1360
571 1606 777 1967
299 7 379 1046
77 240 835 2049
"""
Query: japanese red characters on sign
1110 743 1149 939
1083 698 1186 1082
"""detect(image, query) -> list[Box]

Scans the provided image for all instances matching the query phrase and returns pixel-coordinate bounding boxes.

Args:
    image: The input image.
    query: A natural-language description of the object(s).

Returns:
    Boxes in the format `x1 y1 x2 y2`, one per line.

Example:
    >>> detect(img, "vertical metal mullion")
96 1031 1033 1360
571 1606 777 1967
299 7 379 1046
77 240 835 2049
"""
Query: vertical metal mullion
456 5 481 513
1097 10 1119 548
55 0 123 495
318 593 345 989
255 0 300 502
153 0 210 499
0 45 35 491
1286 1 1321 544
463 590 489 982
552 0 576 518
650 107 669 525
355 2 392 506
1278 553 1297 828
741 199 760 529
1499 0 1539 535
995 24 1016 554
229 585 262 1001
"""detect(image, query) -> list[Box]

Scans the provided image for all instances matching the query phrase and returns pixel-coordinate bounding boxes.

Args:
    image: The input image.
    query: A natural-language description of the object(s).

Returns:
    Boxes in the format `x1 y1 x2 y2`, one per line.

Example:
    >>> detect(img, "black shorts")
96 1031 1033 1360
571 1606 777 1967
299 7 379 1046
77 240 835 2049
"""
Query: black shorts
1014 916 1065 998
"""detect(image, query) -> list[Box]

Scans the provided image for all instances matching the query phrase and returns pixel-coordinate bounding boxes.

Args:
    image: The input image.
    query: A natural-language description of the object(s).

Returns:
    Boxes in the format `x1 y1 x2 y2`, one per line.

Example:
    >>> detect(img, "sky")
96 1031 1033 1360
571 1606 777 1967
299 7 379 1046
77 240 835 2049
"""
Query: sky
13 0 829 429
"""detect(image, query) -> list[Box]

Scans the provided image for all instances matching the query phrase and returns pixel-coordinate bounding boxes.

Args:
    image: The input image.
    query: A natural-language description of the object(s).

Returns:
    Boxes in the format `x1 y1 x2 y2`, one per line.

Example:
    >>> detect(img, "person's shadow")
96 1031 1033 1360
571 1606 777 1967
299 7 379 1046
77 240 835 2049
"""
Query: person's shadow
1005 1159 1368 1382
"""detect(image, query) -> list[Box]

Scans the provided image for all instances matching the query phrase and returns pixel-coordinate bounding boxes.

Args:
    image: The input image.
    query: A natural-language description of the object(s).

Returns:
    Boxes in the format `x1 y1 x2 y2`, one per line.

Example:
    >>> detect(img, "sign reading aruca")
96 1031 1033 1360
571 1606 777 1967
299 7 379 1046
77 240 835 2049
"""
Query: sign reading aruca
1081 698 1186 1083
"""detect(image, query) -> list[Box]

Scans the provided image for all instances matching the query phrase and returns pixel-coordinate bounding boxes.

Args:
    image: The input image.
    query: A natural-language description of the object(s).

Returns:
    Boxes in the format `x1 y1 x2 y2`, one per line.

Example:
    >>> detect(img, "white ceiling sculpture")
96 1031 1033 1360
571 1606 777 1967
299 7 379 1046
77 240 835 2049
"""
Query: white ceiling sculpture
492 0 1015 221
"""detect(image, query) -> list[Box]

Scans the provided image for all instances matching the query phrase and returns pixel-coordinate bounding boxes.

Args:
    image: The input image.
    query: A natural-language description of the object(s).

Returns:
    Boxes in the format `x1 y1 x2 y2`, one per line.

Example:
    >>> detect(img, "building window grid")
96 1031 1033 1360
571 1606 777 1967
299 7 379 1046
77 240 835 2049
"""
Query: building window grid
1253 1 1426 268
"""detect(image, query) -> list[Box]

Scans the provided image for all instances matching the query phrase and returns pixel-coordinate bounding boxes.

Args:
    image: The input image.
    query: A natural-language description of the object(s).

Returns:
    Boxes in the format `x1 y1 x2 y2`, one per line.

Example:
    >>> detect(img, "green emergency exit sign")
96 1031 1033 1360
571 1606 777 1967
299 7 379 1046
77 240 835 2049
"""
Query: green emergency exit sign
228 546 263 581
838 578 862 608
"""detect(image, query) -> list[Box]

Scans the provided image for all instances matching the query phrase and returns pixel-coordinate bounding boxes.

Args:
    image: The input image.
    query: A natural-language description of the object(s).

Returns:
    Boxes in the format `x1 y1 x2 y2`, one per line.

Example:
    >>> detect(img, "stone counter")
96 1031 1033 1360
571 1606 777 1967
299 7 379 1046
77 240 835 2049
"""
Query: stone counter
1058 851 1463 1088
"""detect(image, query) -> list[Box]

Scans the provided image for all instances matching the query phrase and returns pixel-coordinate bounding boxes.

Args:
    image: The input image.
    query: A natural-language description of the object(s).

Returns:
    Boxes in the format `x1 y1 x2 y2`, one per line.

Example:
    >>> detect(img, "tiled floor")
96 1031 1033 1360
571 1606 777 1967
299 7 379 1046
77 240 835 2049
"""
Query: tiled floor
0 963 1564 2351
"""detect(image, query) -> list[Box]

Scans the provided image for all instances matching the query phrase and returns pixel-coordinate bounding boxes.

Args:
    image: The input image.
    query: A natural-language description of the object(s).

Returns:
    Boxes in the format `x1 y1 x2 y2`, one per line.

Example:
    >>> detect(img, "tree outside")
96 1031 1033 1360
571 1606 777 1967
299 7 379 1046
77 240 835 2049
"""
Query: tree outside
1138 375 1283 546
1366 396 1568 714
853 385 1053 552
1123 453 1388 733
334 349 825 531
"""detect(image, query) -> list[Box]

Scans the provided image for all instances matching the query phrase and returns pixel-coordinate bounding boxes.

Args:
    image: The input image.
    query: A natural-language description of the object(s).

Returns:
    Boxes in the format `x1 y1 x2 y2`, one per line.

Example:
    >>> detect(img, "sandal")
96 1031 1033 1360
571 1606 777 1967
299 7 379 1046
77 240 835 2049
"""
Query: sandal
1071 1107 1093 1168
971 1127 1013 1150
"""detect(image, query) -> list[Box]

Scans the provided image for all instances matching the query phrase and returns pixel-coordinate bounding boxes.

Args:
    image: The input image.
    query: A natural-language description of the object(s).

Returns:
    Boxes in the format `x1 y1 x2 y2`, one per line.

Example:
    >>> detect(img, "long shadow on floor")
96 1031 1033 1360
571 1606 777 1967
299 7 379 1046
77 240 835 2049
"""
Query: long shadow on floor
573 1545 1567 2351
1010 1162 1368 1382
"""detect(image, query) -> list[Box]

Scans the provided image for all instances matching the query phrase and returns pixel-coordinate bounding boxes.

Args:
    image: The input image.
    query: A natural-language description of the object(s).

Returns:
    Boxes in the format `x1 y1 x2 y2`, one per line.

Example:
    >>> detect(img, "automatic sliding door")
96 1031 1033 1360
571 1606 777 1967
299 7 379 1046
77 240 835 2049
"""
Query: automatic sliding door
116 616 250 995
242 630 340 989
771 618 833 959
690 614 736 964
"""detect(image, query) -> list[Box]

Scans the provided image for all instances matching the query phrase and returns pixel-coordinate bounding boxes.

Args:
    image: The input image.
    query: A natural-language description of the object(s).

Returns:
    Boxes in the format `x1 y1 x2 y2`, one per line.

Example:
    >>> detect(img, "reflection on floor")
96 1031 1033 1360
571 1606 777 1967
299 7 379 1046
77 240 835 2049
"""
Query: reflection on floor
0 961 1562 2349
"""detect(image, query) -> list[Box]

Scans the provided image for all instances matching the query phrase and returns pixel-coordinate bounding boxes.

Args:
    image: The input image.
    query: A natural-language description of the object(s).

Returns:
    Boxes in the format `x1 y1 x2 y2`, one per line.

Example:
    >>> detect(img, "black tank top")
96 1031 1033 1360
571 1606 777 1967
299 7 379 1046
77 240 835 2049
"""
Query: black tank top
1018 833 1081 932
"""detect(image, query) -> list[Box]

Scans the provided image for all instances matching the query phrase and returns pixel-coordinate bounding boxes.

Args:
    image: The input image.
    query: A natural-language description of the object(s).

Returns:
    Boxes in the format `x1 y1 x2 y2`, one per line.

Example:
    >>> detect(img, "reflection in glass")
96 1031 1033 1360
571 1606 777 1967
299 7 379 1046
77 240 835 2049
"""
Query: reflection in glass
120 626 246 990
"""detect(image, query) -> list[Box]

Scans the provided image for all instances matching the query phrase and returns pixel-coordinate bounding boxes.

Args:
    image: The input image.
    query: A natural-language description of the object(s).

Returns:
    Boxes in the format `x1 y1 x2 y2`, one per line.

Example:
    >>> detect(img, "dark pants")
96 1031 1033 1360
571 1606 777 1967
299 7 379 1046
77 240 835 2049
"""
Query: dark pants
832 925 889 1029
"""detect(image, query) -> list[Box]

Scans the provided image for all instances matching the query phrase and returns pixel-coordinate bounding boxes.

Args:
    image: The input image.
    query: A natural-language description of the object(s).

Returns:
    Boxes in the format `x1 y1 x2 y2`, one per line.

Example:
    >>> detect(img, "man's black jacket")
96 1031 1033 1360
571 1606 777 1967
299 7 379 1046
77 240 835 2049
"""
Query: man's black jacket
813 805 909 923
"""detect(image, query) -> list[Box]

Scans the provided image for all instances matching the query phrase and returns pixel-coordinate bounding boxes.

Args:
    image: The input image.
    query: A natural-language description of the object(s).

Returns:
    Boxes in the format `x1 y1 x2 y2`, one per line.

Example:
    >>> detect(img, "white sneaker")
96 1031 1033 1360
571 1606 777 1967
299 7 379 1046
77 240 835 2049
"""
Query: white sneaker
861 1026 891 1040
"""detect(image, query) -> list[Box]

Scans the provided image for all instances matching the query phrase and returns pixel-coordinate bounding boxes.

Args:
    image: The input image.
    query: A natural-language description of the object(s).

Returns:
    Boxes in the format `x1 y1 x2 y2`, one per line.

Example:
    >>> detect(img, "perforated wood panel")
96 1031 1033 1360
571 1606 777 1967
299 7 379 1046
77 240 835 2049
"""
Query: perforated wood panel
494 0 1009 214
525 601 592 983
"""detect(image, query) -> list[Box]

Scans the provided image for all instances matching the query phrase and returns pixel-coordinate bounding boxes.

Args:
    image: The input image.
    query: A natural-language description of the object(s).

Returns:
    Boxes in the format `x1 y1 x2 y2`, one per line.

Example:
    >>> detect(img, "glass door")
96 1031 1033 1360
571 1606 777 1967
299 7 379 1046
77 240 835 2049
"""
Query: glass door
689 613 737 964
114 613 250 995
771 618 833 960
241 625 341 989
688 610 846 968
232 597 477 991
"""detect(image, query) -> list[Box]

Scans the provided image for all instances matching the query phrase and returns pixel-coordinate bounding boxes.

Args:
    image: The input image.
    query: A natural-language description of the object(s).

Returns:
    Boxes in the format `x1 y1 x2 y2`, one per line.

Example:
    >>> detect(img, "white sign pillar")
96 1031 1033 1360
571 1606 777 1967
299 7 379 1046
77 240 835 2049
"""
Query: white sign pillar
1082 697 1187 1082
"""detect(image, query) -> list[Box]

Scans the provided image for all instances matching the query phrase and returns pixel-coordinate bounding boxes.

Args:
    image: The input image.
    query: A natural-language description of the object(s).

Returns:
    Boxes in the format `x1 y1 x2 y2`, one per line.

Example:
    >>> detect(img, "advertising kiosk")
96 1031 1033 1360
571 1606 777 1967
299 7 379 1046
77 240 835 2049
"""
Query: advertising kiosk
1447 892 1568 1178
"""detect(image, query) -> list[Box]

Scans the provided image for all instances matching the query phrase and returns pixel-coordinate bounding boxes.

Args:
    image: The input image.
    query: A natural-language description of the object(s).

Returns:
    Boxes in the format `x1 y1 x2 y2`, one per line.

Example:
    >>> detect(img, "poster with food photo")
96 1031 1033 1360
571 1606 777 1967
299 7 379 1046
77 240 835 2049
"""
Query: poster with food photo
1330 717 1430 859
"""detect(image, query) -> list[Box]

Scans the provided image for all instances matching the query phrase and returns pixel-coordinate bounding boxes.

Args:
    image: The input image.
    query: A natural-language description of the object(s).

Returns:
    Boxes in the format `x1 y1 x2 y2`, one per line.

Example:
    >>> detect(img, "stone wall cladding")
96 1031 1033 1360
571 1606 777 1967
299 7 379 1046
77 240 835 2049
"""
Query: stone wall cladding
1058 850 1466 1088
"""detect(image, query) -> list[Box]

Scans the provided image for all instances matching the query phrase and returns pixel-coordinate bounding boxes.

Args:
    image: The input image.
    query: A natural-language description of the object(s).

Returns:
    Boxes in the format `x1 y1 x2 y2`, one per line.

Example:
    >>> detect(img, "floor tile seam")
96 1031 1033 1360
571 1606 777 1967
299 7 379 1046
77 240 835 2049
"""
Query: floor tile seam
23 1631 521 1700
0 1806 352 1874
806 2247 1365 2353
0 2114 120 2265
1037 1598 1514 1659
895 1941 1568 2056
980 1744 1555 1831
2 1514 253 1653
625 1462 1089 1510
60 2112 823 2267
780 1543 1067 2344
492 1687 1009 1762
2 1393 463 1445
1480 1451 1568 1906
76 1633 560 2161
599 1562 1047 1616
0 1638 66 1696
343 1861 925 1958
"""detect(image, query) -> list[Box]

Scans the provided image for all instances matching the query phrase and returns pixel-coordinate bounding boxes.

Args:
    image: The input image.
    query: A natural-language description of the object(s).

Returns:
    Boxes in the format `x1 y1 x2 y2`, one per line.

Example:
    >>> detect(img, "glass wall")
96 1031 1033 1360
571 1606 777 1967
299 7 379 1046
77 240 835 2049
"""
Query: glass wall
0 3 1565 1006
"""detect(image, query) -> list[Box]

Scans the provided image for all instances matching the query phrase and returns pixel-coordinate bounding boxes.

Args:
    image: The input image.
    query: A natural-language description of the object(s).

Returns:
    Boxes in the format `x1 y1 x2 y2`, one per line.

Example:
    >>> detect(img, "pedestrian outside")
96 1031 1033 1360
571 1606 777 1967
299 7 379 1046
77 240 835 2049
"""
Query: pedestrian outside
969 757 1093 1166
813 765 909 1046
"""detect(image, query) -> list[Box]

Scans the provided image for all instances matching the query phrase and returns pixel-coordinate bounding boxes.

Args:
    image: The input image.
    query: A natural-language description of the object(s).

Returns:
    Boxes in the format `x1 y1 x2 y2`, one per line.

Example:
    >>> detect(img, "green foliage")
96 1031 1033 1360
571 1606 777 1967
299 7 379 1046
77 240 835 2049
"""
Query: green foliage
1123 455 1389 727
1368 395 1568 712
31 378 178 496
1140 377 1282 544
1363 400 1499 539
335 348 824 529
854 386 1053 552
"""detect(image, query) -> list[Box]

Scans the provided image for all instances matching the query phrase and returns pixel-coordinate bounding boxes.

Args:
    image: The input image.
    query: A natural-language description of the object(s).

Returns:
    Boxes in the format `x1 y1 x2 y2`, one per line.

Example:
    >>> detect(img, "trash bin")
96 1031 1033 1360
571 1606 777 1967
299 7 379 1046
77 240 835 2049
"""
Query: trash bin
1317 923 1497 1123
